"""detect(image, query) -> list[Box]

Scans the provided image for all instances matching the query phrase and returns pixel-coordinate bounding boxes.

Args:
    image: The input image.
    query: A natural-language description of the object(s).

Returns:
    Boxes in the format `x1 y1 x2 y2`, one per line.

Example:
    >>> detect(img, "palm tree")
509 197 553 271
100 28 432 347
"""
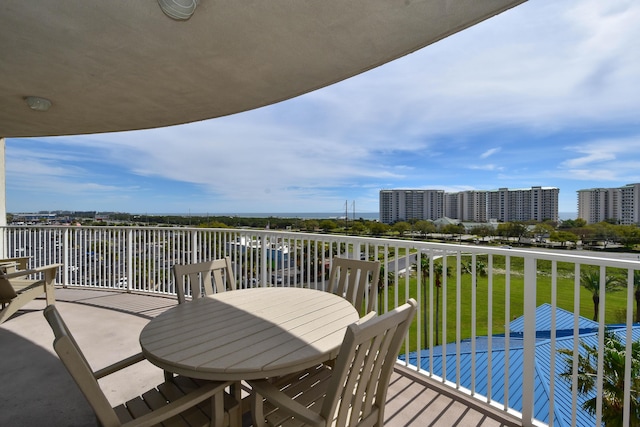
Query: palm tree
419 254 429 346
462 259 488 278
433 263 443 346
580 270 621 321
376 264 394 315
418 254 450 346
559 333 640 426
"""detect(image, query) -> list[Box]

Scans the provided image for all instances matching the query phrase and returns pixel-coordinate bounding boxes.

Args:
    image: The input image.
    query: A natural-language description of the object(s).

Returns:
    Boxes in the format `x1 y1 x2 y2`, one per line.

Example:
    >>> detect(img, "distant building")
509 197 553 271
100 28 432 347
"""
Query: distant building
380 187 559 224
577 183 640 224
577 187 621 224
621 183 640 225
379 189 444 224
11 213 57 222
445 190 488 222
487 186 559 223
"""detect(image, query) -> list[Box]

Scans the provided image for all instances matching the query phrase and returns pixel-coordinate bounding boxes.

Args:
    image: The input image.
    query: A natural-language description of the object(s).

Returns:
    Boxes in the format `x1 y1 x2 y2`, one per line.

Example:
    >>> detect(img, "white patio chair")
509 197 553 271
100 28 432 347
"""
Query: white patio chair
172 257 236 304
249 298 417 427
44 305 239 427
0 262 60 324
327 257 380 316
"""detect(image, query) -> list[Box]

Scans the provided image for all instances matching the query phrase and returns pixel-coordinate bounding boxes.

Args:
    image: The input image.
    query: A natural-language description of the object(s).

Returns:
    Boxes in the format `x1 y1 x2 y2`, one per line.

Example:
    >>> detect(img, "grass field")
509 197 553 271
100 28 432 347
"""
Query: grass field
377 255 636 352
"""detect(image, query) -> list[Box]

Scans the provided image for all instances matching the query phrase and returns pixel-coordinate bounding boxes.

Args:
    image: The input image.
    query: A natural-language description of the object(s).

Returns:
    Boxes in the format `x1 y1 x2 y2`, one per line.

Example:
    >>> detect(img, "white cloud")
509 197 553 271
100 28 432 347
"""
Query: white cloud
6 0 640 214
480 148 501 159
469 164 503 172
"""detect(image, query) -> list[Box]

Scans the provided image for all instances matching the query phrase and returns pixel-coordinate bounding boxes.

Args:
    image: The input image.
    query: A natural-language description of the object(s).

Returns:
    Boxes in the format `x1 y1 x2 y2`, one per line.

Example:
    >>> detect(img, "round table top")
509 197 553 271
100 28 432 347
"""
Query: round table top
139 287 359 381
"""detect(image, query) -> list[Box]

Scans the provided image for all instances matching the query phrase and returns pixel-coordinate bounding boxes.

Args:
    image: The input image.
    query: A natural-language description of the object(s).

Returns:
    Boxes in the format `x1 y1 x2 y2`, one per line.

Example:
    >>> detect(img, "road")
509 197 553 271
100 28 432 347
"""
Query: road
386 253 417 274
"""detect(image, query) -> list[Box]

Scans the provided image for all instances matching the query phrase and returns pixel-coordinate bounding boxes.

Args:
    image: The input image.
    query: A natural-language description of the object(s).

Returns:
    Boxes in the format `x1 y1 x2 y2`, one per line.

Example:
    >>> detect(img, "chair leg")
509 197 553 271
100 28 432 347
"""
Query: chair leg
230 382 243 427
251 391 267 427
211 392 225 427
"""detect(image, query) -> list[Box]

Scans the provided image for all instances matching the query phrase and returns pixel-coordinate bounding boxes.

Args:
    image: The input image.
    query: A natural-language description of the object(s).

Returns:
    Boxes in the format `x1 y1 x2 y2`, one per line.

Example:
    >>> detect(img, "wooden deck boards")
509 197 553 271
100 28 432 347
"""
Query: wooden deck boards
0 288 521 427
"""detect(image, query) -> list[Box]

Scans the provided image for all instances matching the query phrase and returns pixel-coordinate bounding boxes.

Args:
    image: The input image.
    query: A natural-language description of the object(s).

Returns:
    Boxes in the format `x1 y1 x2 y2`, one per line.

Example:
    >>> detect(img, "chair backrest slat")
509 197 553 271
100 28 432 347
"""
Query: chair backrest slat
328 257 380 316
321 299 417 427
173 257 236 304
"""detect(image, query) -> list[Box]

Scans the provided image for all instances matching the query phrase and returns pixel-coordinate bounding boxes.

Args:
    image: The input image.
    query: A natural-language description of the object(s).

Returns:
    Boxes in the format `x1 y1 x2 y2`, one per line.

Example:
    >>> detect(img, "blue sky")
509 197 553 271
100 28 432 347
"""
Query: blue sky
6 0 640 217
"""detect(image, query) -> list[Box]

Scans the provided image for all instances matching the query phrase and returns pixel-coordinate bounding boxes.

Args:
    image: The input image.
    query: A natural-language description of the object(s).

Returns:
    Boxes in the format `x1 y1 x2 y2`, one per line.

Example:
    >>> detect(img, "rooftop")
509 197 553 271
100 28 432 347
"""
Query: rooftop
405 304 640 427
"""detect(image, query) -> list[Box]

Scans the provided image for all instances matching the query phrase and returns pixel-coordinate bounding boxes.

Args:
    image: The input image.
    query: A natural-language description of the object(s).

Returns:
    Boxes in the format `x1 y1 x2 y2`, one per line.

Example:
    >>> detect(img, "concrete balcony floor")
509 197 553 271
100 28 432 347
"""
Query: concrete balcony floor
1 289 521 427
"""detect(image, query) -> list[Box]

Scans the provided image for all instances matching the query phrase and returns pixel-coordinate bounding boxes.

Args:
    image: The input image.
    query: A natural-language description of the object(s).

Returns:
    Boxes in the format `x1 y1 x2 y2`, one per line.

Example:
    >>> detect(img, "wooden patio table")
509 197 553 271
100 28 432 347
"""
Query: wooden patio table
139 287 359 382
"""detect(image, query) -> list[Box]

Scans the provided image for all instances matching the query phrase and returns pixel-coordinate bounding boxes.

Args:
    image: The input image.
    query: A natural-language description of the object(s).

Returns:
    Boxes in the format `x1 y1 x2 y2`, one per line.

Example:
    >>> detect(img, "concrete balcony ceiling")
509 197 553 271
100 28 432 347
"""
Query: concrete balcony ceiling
0 0 525 138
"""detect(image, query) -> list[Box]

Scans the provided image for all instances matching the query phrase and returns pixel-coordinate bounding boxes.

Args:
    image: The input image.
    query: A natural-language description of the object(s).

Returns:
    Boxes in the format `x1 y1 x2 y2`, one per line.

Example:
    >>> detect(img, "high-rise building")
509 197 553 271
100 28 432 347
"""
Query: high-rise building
379 189 444 224
577 188 622 224
444 191 488 221
620 183 640 225
578 183 640 225
380 187 558 224
486 187 559 222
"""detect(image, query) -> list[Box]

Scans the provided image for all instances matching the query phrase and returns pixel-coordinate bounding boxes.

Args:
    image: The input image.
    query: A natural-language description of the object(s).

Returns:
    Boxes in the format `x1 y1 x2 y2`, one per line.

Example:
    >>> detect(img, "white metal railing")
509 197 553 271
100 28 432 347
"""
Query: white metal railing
2 225 639 427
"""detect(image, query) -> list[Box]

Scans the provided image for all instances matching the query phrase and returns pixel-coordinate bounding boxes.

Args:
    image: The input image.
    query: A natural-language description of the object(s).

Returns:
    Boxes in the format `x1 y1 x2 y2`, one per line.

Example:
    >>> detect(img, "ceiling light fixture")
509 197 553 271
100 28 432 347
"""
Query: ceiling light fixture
158 0 198 21
25 96 52 112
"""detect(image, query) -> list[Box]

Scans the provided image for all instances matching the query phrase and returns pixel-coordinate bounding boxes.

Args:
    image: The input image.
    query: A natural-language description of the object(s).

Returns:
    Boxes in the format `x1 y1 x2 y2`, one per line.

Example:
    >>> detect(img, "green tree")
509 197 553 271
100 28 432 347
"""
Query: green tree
550 230 579 248
496 221 528 242
318 219 337 231
469 225 494 242
618 225 640 249
349 221 366 235
592 222 618 248
369 222 390 236
580 270 621 321
303 219 319 231
414 220 436 237
392 221 411 237
559 333 640 426
441 223 464 239
376 264 395 315
462 259 488 277
533 222 555 238
418 255 450 346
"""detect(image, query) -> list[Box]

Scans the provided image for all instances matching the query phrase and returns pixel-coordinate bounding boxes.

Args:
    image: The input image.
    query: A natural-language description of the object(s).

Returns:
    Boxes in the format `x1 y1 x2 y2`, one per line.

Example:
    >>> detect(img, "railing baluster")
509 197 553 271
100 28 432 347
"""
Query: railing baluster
624 268 634 427
522 257 537 426
3 224 640 427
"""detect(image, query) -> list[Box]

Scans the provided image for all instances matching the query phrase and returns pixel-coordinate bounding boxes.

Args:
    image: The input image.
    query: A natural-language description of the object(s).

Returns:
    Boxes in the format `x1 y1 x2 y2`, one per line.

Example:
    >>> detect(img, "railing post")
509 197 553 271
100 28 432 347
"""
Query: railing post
260 233 268 287
191 229 198 263
0 225 7 260
126 228 133 292
522 257 537 426
62 227 69 287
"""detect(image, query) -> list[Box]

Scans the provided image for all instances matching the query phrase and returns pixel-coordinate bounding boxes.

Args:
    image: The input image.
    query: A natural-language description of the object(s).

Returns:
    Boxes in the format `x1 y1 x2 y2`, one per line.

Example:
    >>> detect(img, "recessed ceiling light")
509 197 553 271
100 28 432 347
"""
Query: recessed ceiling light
25 96 52 112
158 0 198 21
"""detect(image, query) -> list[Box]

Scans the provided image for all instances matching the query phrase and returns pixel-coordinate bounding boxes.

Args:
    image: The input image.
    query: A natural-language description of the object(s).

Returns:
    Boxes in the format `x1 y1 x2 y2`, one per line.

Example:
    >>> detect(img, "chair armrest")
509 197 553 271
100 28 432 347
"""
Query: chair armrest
121 380 233 427
358 311 377 324
94 352 146 379
2 263 62 280
0 257 31 270
249 379 325 427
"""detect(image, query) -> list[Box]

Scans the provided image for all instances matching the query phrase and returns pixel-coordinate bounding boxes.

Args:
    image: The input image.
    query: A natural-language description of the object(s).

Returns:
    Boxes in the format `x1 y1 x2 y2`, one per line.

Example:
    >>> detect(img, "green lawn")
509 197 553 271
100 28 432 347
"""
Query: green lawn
377 255 635 352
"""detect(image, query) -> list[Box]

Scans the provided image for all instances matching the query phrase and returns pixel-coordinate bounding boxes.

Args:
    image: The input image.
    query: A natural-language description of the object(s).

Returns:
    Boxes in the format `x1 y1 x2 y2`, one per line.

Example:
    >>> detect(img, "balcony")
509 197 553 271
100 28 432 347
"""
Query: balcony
1 225 639 426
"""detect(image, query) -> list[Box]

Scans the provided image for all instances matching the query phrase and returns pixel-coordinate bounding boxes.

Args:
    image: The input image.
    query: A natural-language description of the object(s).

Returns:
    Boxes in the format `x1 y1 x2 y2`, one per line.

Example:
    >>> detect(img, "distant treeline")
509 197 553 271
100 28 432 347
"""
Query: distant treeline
107 213 367 231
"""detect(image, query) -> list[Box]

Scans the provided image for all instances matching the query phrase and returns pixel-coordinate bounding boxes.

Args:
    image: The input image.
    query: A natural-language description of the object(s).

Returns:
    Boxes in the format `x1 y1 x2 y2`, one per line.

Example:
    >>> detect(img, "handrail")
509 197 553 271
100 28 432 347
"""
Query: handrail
2 224 639 427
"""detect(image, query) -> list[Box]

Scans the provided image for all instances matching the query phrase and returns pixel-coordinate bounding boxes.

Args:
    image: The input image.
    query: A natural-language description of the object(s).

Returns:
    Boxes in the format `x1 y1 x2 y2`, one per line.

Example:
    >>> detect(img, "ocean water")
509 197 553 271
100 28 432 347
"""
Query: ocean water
559 212 578 220
205 212 380 220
